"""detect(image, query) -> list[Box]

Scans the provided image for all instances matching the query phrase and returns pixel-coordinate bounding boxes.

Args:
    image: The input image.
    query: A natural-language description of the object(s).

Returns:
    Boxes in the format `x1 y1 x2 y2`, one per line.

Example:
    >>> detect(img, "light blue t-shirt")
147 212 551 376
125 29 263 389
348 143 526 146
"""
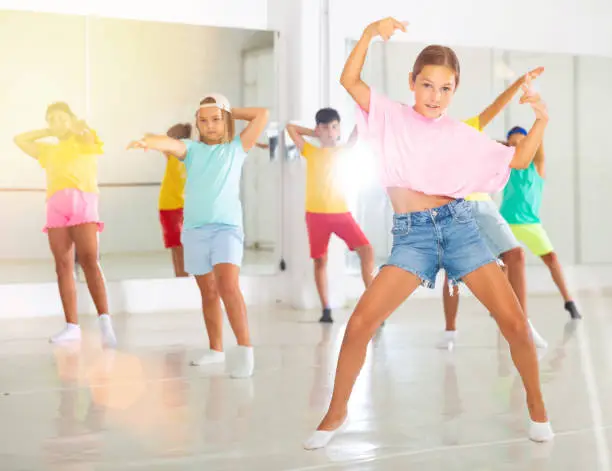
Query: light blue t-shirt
181 136 247 229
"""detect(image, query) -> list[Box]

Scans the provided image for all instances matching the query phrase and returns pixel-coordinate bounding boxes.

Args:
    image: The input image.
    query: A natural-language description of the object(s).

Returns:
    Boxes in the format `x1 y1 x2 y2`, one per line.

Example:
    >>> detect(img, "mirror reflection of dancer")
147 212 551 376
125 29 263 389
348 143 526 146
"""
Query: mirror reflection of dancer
128 94 268 378
501 128 581 319
438 68 548 351
14 102 117 347
158 123 190 277
287 110 374 323
304 17 554 449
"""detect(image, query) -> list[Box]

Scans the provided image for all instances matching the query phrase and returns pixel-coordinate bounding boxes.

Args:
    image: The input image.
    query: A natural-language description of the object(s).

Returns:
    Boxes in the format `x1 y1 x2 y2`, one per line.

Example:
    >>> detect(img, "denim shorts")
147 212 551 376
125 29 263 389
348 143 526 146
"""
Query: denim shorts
470 200 520 257
385 199 497 288
181 224 244 276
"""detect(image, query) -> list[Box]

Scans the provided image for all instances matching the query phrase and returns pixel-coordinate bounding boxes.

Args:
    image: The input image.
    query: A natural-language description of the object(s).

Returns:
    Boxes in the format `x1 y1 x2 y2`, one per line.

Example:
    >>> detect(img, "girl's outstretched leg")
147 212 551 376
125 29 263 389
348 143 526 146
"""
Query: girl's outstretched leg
462 262 553 442
304 266 421 449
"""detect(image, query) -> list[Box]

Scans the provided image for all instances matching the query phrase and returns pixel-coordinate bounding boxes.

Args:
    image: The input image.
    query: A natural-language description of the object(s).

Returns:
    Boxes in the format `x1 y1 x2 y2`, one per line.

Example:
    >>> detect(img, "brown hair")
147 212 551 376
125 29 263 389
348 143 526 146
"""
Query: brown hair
46 102 75 119
197 97 235 143
166 123 192 140
411 45 461 88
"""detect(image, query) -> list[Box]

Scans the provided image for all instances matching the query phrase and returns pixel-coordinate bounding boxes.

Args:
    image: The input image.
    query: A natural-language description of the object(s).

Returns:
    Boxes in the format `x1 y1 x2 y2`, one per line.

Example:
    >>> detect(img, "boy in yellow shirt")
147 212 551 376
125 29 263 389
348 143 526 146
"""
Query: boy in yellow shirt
287 109 374 323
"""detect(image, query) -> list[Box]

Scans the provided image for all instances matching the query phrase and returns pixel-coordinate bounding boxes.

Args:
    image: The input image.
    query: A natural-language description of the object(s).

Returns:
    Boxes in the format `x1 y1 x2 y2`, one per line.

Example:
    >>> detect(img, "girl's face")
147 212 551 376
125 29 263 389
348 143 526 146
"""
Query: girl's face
197 107 227 144
410 65 457 119
46 110 73 138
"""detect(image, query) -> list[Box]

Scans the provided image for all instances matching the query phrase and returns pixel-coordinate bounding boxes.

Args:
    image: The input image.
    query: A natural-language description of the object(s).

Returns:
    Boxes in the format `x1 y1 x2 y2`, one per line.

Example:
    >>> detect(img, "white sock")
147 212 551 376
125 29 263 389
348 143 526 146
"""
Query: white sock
436 330 457 350
190 349 226 366
98 314 117 348
529 420 554 442
226 346 254 378
49 323 81 343
303 419 348 450
527 319 548 349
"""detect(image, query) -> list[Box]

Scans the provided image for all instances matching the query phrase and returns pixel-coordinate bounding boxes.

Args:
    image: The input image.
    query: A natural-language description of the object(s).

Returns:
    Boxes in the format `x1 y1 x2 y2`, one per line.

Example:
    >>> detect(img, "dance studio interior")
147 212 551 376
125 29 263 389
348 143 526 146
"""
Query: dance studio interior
1 1 611 469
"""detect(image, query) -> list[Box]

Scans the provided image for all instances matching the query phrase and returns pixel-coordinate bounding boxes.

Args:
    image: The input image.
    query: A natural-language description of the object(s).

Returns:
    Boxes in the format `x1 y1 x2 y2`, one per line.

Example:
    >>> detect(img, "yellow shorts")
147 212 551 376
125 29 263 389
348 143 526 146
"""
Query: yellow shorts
509 224 554 256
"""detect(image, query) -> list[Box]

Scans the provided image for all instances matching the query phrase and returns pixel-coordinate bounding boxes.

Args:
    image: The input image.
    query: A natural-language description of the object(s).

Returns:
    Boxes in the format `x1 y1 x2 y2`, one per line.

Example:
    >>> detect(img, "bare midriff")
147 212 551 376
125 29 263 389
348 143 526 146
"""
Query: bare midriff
387 187 455 214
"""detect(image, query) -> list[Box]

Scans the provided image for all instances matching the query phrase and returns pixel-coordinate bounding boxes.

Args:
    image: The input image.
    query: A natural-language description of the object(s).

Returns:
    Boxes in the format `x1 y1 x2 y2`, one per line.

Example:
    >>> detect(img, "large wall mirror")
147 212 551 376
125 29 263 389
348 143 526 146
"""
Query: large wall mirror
0 10 281 283
342 39 612 274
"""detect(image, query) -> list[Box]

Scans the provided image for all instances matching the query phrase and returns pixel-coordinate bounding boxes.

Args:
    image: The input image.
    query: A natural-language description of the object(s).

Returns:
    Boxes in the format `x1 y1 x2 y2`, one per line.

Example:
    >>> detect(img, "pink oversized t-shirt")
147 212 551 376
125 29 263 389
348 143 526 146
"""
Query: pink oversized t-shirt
355 89 514 197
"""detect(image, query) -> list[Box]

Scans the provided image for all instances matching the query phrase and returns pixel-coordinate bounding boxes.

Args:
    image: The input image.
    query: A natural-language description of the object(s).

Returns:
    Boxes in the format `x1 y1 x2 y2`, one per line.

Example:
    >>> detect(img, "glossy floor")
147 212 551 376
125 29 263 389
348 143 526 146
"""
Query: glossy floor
0 294 610 470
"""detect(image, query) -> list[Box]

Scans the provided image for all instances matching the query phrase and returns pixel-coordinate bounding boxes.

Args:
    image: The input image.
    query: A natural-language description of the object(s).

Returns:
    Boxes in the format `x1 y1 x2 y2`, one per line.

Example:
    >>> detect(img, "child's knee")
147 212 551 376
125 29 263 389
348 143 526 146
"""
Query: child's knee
541 251 557 265
76 252 98 271
498 315 530 342
54 256 73 275
217 279 241 300
199 278 220 303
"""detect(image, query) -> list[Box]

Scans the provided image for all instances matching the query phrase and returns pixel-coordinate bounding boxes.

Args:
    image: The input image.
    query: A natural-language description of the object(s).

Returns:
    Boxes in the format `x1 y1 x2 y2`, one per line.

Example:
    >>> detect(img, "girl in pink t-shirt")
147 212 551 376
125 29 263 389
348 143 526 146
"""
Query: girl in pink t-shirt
304 18 553 449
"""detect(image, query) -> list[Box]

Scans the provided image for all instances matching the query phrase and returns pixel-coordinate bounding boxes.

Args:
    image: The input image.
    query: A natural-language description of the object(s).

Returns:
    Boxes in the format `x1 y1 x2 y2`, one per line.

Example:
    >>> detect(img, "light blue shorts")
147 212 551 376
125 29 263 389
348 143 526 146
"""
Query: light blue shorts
470 200 520 257
181 224 244 276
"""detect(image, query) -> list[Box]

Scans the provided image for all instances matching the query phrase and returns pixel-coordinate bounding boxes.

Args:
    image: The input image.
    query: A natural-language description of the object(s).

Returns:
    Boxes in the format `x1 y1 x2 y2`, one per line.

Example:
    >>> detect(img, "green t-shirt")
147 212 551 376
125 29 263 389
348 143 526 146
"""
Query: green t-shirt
500 162 544 224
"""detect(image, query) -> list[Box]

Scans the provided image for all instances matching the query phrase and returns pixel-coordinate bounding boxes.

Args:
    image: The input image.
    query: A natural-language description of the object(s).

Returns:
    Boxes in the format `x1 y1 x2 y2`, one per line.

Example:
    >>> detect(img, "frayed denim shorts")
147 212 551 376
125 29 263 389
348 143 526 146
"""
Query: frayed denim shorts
384 199 497 289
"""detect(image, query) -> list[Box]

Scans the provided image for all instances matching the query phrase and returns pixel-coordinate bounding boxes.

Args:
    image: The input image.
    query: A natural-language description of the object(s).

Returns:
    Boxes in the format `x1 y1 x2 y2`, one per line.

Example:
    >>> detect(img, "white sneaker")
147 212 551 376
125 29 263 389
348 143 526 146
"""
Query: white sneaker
98 314 117 348
49 324 82 343
226 346 254 378
436 330 457 350
527 320 548 349
190 349 226 366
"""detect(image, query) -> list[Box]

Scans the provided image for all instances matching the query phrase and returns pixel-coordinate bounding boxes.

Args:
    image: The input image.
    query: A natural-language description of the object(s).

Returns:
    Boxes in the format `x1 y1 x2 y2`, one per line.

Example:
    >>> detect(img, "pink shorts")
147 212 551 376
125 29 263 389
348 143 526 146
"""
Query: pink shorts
44 189 104 233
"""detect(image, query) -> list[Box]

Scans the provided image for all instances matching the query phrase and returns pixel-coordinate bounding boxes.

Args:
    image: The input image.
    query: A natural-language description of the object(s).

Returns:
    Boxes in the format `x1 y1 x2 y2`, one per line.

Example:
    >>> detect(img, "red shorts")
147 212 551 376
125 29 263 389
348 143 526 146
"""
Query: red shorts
159 208 184 248
305 212 370 259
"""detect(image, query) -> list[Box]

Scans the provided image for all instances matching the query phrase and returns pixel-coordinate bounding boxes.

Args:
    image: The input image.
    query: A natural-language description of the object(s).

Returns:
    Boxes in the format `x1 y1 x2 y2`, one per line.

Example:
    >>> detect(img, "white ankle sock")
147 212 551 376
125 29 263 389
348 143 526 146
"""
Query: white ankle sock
303 419 348 450
436 330 457 350
529 420 554 442
98 314 117 348
226 346 254 378
50 323 81 343
190 349 225 366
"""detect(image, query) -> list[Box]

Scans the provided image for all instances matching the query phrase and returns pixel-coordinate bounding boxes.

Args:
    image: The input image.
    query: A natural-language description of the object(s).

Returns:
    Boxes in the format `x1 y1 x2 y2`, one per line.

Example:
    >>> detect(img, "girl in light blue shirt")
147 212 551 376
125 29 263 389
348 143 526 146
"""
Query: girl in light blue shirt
128 94 268 378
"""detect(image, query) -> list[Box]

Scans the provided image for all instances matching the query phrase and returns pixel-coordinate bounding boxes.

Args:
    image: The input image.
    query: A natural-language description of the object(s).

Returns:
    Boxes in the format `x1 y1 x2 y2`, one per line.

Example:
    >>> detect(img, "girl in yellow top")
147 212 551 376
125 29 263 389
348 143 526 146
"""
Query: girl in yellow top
14 102 116 347
159 123 189 277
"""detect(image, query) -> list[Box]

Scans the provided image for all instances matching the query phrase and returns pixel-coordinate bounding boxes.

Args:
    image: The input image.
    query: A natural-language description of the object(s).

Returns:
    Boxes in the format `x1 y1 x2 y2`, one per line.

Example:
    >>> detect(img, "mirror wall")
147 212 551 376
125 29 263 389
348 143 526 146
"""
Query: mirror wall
343 39 612 273
0 10 280 283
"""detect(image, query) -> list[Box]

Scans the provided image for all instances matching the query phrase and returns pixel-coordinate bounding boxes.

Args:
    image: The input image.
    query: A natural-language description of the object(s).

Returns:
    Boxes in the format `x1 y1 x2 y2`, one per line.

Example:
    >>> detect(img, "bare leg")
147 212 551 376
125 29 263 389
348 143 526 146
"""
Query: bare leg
462 263 547 423
213 263 250 347
48 228 77 324
317 267 421 431
502 247 527 312
313 255 329 309
170 246 188 277
194 273 224 351
354 244 375 288
70 224 108 315
540 252 572 302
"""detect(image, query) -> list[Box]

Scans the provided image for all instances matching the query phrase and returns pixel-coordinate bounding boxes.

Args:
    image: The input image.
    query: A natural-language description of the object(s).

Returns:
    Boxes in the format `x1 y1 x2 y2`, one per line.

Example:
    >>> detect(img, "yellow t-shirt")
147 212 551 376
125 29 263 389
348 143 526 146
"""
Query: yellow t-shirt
159 155 186 210
37 132 103 199
303 142 349 214
462 116 492 202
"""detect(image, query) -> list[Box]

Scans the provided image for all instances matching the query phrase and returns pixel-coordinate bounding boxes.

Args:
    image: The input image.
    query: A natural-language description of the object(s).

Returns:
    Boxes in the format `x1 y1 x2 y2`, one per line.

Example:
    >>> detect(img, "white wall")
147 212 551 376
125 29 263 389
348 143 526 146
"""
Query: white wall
576 56 612 264
328 0 612 58
0 0 268 31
